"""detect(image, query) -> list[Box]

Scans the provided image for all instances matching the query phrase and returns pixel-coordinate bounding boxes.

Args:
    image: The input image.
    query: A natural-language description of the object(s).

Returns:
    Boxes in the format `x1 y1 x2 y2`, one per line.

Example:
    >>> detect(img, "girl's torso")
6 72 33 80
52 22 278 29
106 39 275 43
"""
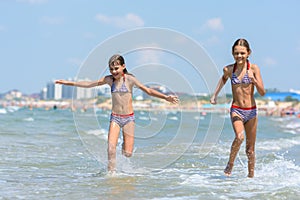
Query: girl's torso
107 74 135 114
228 62 256 108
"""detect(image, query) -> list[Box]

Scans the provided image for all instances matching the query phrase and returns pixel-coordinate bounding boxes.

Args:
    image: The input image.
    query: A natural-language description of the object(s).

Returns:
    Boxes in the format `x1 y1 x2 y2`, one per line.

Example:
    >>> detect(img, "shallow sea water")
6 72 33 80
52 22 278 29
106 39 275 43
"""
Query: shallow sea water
0 108 299 199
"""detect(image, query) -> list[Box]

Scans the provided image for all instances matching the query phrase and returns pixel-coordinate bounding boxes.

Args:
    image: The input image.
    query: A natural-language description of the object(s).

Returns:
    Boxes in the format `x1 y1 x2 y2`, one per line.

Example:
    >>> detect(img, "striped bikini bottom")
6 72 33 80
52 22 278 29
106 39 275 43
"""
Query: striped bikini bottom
110 112 135 127
230 105 257 124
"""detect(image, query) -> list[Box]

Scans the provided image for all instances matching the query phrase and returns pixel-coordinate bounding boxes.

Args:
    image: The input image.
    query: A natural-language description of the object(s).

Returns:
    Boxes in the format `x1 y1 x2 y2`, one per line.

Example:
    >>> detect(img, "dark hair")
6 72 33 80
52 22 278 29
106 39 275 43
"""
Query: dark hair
108 54 129 74
232 38 251 53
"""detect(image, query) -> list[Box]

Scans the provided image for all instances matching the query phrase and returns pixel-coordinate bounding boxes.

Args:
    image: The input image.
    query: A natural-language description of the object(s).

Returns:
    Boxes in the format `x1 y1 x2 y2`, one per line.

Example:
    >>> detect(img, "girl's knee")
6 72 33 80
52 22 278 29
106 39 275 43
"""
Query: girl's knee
246 148 255 157
235 133 244 144
235 129 244 140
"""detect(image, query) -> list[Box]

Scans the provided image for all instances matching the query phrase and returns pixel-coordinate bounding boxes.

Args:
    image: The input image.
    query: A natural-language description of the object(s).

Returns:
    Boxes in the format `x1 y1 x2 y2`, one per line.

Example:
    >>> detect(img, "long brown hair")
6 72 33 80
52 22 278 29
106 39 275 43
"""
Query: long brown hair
108 54 129 74
232 38 251 54
108 54 134 81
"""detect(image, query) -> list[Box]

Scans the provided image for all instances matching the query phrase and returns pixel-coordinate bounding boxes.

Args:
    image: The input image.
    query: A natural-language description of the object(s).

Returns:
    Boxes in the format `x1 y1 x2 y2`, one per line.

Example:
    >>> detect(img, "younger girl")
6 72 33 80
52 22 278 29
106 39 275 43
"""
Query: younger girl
56 54 179 172
210 39 265 178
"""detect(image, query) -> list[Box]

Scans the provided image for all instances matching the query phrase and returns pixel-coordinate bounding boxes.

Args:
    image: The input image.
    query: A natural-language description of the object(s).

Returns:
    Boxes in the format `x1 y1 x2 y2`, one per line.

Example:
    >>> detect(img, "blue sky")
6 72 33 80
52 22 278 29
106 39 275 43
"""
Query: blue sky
1 0 300 94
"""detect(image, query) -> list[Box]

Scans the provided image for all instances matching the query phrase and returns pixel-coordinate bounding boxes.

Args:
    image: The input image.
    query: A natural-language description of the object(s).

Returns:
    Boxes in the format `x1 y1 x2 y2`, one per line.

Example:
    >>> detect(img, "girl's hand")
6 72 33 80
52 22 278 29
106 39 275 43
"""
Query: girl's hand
247 70 257 85
210 95 217 105
166 95 179 104
55 80 64 84
55 80 74 86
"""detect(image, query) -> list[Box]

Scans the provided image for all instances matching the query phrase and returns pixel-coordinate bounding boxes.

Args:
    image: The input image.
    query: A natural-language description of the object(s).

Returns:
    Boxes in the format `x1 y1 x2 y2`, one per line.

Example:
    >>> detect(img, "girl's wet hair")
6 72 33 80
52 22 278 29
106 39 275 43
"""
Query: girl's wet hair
108 54 128 74
232 38 251 53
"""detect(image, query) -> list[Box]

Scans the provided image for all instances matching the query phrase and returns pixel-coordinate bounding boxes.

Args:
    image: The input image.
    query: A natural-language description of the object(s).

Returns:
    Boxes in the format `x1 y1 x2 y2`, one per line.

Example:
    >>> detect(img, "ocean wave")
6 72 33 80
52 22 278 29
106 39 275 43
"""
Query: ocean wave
178 154 300 199
283 122 300 134
0 108 7 114
257 137 300 151
23 117 34 122
85 128 107 139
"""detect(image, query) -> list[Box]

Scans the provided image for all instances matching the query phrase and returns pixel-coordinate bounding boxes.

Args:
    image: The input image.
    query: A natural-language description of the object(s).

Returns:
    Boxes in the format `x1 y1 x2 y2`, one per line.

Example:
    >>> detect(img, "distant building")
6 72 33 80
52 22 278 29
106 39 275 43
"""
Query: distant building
75 87 94 99
40 87 47 100
46 81 62 100
62 85 74 99
4 90 22 100
45 78 102 100
97 84 111 97
46 81 55 99
54 84 62 100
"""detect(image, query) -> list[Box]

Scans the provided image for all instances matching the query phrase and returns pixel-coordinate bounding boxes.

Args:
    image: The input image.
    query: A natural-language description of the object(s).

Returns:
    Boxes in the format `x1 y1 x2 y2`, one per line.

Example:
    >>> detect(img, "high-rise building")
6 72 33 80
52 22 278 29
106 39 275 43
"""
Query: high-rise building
54 84 62 100
46 81 62 100
75 87 94 99
40 87 47 100
62 85 74 99
74 78 94 99
46 81 55 99
45 78 113 100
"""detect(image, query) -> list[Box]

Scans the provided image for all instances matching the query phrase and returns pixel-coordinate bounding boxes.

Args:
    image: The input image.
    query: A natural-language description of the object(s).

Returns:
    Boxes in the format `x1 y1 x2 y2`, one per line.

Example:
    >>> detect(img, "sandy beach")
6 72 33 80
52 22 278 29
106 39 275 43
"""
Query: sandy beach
1 97 299 118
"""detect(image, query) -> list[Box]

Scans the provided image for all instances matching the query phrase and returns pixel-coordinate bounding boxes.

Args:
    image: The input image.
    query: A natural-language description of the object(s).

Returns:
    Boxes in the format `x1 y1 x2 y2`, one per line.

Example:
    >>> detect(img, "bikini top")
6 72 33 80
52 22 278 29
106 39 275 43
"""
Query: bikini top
231 61 252 85
111 75 129 93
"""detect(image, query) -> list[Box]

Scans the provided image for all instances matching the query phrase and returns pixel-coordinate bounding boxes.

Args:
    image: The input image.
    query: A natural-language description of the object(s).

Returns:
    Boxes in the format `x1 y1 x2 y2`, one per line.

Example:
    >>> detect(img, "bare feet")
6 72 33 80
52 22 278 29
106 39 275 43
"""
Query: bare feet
247 171 254 178
224 163 233 176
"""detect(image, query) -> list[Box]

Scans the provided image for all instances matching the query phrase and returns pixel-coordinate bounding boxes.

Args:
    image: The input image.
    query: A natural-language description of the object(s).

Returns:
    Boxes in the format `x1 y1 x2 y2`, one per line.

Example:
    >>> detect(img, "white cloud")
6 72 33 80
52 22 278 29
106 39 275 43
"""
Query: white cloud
202 17 224 31
39 16 65 25
16 0 48 4
135 50 161 65
95 13 144 29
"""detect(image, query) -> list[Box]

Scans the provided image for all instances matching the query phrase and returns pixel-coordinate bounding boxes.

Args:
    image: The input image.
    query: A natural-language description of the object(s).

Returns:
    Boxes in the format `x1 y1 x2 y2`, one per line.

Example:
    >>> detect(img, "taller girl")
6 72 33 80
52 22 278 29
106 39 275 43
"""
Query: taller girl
210 39 265 178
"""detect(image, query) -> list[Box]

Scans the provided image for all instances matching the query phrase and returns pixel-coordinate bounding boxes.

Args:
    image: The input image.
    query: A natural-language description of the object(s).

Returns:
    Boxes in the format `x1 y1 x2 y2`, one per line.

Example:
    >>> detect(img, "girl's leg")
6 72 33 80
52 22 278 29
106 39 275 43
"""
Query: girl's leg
244 117 257 178
225 115 245 176
107 122 121 172
122 121 135 157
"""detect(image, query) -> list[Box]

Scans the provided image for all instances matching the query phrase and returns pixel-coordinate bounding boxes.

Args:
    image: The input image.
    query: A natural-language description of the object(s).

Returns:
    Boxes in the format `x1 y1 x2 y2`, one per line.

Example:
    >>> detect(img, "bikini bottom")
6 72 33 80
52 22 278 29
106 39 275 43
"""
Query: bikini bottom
110 112 135 127
230 105 257 124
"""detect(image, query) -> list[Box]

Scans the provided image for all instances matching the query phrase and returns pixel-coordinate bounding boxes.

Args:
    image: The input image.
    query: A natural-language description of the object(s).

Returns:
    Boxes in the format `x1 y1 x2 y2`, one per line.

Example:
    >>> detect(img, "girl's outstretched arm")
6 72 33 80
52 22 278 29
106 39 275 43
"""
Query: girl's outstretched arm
55 76 108 88
141 85 179 104
133 77 179 104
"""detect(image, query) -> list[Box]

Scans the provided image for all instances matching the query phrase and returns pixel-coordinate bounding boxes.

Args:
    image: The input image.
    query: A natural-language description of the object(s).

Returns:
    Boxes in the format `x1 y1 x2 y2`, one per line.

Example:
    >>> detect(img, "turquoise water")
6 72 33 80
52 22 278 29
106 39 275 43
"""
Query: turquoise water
0 107 299 199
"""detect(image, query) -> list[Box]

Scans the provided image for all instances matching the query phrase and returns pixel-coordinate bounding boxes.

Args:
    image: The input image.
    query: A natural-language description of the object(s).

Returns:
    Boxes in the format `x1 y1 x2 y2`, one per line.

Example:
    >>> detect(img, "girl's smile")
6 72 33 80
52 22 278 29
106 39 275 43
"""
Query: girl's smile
232 46 250 66
109 65 125 79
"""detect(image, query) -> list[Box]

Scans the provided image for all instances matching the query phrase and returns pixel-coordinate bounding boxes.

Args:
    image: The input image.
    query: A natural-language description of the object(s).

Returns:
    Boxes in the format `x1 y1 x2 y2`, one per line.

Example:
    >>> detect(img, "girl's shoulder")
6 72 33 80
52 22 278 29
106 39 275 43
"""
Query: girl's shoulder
249 63 261 73
125 73 135 78
124 73 136 81
224 63 234 69
104 75 113 84
223 64 234 74
249 63 259 69
125 73 142 87
105 75 113 79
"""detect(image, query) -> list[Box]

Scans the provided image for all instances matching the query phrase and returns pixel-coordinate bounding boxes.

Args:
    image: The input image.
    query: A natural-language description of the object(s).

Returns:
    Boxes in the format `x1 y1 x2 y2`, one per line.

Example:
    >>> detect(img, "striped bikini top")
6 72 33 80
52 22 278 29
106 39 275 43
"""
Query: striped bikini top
231 61 252 85
111 75 129 93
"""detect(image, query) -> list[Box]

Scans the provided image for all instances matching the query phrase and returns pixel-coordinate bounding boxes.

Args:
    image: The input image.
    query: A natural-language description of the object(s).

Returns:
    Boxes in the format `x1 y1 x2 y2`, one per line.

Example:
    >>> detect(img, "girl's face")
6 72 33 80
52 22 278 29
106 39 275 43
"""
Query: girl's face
109 64 125 80
232 45 250 65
